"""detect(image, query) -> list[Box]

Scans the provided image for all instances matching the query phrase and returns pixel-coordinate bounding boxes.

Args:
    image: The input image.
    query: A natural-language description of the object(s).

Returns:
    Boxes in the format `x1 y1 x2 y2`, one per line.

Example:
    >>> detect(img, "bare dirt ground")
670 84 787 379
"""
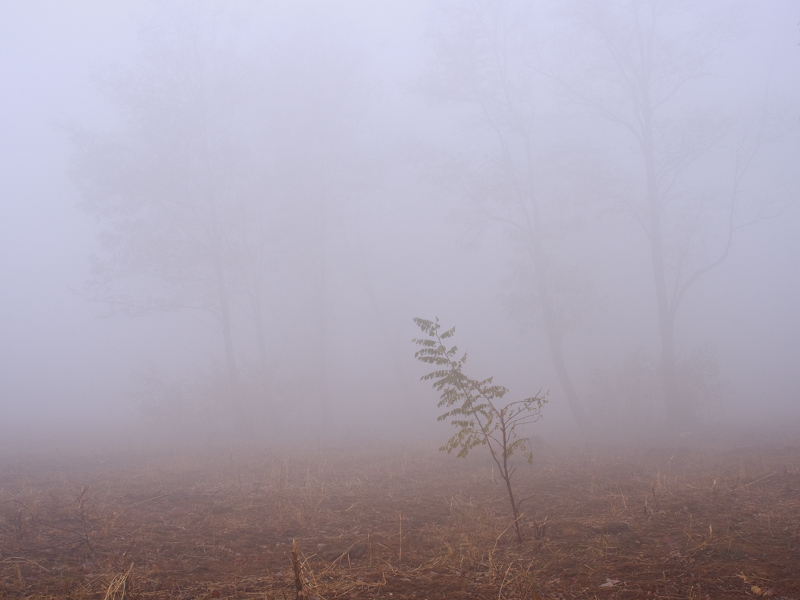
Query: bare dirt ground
1 436 799 599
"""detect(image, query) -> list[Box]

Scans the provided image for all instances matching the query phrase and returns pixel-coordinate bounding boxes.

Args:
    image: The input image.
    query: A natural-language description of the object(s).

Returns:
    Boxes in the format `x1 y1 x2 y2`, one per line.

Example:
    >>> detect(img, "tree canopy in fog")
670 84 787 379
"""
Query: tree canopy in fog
557 0 794 426
1 0 797 444
69 9 264 429
418 0 797 432
69 5 385 434
420 0 604 432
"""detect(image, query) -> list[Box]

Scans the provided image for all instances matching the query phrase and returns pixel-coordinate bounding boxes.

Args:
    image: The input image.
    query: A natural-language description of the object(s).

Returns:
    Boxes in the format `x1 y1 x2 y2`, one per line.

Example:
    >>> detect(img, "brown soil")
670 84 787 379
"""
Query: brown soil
1 439 799 599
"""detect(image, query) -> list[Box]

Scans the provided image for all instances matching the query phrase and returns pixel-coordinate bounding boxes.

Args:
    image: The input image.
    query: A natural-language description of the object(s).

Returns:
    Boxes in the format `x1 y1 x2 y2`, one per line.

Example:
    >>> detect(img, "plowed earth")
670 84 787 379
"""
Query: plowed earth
1 439 799 599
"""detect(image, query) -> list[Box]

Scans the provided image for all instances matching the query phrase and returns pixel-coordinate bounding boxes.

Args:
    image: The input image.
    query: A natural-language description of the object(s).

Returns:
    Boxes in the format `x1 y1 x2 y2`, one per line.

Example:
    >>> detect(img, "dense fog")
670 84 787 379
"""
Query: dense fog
1 1 798 449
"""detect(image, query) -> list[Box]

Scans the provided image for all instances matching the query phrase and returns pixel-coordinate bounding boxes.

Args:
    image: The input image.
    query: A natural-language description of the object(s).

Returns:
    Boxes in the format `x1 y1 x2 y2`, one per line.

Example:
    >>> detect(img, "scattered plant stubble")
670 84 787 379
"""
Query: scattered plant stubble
0 441 798 598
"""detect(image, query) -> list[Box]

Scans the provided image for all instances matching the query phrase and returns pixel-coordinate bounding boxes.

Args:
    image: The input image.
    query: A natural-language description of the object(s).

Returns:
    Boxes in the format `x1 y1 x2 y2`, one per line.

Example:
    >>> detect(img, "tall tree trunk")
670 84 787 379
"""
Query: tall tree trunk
346 228 413 402
530 227 590 432
249 281 272 398
204 156 243 430
521 137 591 433
314 195 328 409
213 261 242 429
640 84 685 428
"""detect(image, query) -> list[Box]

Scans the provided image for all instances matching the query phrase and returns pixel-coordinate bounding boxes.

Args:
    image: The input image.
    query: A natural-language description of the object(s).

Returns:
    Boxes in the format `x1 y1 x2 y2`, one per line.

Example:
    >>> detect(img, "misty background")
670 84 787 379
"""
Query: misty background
1 1 798 448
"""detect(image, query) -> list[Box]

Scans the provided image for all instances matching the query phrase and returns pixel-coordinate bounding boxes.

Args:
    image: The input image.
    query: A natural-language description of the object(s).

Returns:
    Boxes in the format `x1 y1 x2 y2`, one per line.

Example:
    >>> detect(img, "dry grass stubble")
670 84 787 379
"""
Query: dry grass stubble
0 440 799 599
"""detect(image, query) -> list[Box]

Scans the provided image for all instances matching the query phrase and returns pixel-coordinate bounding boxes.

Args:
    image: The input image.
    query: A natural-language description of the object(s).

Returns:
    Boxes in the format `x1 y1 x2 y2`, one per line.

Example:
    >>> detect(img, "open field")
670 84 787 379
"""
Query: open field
1 437 799 599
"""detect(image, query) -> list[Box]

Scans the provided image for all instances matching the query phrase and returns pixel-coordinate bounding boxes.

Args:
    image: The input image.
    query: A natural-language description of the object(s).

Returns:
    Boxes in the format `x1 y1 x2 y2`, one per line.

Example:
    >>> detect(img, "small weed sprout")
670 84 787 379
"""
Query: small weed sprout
412 317 547 543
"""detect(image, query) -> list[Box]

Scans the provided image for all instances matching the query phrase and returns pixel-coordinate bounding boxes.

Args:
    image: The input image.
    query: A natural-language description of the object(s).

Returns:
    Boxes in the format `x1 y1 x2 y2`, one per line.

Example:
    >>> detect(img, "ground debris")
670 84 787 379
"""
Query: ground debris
0 440 799 599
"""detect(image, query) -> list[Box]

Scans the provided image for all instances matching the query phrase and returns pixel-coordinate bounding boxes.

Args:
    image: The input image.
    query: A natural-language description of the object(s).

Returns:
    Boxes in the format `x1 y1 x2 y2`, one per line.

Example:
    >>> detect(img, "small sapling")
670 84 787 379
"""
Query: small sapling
412 317 547 543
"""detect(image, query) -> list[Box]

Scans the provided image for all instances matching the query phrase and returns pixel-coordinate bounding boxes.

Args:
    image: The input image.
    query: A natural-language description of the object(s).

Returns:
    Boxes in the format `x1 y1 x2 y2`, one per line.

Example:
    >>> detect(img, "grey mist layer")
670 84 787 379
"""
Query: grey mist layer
1 0 798 449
